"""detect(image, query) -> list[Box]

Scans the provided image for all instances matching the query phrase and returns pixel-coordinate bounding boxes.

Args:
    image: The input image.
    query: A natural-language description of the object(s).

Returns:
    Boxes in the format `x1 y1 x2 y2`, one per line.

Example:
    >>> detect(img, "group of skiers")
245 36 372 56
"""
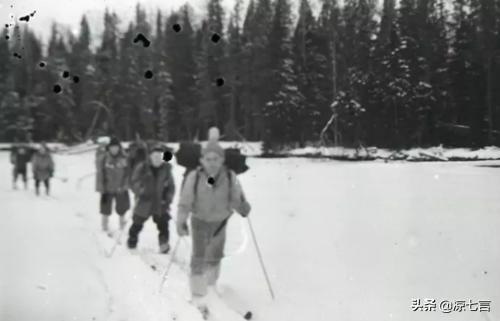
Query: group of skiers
94 128 252 316
10 142 55 196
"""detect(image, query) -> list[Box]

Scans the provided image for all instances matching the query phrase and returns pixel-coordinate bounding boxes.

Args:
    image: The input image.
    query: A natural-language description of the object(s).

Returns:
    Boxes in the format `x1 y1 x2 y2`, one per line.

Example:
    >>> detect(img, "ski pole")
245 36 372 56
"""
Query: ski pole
158 236 183 293
247 217 275 300
105 223 128 258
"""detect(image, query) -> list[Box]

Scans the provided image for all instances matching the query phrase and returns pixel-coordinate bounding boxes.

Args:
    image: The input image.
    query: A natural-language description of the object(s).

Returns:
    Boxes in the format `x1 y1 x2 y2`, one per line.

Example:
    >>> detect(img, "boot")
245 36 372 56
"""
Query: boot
101 215 109 232
159 242 170 254
127 236 138 249
191 295 209 320
119 216 127 230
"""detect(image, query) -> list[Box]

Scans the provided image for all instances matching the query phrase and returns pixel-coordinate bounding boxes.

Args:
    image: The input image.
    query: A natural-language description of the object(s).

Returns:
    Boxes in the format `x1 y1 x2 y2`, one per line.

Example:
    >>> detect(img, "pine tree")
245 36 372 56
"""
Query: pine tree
449 0 484 146
0 91 32 141
68 15 95 139
200 0 228 134
226 0 244 140
95 9 120 138
152 10 174 141
473 0 498 145
165 6 199 140
242 0 273 140
0 28 10 96
292 0 317 144
316 0 342 145
264 0 304 150
336 0 377 146
44 24 78 142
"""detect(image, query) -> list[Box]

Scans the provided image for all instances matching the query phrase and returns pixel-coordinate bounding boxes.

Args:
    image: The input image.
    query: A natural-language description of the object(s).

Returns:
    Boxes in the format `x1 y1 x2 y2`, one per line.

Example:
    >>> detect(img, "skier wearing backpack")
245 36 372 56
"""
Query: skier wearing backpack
97 137 131 232
127 143 176 254
10 142 32 190
176 128 251 316
32 143 55 196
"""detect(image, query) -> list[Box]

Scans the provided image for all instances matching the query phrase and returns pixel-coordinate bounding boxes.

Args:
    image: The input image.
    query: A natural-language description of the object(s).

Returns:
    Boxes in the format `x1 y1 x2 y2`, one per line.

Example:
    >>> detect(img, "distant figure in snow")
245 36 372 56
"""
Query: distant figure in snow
32 143 55 196
176 127 251 316
127 139 148 173
10 143 32 190
127 142 176 253
96 137 131 232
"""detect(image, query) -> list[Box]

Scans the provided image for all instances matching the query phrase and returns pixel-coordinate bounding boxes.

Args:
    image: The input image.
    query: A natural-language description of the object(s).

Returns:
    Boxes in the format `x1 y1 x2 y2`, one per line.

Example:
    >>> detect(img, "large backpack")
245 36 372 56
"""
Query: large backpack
175 141 249 174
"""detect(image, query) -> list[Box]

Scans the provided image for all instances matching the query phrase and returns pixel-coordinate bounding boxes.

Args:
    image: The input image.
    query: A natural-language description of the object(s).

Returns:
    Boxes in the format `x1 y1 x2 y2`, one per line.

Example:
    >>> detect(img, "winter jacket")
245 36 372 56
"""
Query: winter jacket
97 151 130 193
10 146 32 171
32 152 55 181
177 166 250 224
131 161 176 218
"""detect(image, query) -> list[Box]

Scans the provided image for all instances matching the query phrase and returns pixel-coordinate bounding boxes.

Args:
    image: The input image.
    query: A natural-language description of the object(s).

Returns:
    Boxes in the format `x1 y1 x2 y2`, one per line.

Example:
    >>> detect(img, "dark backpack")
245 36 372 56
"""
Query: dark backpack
175 142 249 174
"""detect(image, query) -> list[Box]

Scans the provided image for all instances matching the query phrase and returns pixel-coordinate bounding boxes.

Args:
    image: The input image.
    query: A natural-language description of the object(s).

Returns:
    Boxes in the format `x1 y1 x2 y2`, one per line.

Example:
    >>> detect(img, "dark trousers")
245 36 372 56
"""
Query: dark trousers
128 213 170 246
35 179 50 195
13 168 27 184
100 192 130 216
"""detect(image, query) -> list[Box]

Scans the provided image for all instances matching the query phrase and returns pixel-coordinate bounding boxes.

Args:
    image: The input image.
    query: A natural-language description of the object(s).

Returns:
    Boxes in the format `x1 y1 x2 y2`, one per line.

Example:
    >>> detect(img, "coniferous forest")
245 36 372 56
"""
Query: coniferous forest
1 0 500 150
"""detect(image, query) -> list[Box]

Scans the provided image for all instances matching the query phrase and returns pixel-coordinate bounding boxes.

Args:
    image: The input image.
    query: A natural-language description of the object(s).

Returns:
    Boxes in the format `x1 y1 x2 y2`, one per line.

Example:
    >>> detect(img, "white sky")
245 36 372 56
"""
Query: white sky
0 0 248 43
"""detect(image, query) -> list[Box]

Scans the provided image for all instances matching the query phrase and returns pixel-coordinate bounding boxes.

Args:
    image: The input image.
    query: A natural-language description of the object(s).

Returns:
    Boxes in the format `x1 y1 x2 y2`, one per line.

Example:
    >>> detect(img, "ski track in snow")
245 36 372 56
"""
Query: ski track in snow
1 151 500 321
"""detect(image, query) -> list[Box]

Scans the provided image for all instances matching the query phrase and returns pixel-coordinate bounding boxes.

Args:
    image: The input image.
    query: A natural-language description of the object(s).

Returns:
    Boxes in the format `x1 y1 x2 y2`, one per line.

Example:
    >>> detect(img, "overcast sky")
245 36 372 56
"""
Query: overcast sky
1 0 251 44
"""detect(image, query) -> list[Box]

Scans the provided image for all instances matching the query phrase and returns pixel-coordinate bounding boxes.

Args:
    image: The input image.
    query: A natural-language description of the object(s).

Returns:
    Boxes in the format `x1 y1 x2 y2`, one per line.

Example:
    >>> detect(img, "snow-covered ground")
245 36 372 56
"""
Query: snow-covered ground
288 145 500 161
1 151 499 321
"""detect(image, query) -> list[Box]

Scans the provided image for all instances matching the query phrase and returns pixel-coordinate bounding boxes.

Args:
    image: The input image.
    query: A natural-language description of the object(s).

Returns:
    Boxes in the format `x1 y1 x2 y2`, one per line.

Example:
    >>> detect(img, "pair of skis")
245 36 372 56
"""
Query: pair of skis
191 289 253 321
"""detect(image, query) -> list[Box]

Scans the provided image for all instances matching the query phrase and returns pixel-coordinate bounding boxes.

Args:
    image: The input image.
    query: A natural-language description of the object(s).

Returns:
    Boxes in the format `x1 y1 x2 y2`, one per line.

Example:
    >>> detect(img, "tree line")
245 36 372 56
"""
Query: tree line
1 0 500 150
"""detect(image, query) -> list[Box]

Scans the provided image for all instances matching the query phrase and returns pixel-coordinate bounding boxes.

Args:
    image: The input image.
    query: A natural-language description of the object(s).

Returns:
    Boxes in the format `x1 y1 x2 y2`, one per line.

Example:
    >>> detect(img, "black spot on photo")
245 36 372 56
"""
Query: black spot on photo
53 84 62 94
39 61 46 68
215 78 224 87
133 33 150 48
62 71 70 78
72 76 80 84
211 33 221 43
19 11 36 22
162 151 173 162
144 70 153 79
172 24 181 32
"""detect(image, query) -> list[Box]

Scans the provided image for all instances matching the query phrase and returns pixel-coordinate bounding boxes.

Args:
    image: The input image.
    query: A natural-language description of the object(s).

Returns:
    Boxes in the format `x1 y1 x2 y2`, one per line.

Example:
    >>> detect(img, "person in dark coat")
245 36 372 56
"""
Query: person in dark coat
32 143 55 196
127 143 176 253
97 137 131 231
10 143 31 190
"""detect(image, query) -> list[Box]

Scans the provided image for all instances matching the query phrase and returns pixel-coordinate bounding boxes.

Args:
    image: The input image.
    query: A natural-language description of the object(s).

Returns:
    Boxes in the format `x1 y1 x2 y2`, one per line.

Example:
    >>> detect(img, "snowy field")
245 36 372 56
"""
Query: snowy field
1 151 499 321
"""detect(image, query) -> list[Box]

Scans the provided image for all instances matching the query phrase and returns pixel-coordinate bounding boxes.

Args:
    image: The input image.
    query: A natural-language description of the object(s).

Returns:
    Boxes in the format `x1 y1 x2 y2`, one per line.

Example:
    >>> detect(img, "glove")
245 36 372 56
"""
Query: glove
176 220 189 237
238 200 251 217
236 194 251 217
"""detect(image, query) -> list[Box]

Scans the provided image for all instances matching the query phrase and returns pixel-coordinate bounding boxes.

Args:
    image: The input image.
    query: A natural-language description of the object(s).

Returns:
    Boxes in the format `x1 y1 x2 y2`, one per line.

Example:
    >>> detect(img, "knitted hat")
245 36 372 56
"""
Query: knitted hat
149 142 166 153
108 137 121 147
202 127 225 158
